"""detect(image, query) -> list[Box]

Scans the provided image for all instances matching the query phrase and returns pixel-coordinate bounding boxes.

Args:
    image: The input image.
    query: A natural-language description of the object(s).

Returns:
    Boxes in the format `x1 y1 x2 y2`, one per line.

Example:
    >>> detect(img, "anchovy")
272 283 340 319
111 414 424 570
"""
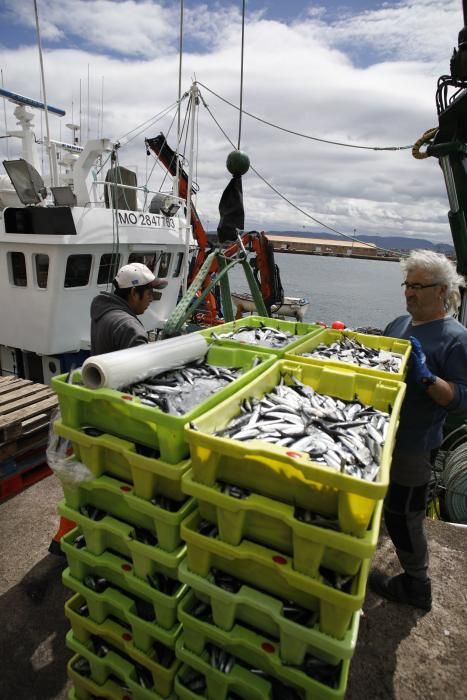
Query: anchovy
300 335 403 373
212 374 391 482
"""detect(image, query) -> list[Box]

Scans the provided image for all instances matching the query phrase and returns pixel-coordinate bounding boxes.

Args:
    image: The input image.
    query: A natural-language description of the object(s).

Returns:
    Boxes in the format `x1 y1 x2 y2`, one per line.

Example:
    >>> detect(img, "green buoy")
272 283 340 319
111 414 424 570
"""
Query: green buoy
226 150 250 176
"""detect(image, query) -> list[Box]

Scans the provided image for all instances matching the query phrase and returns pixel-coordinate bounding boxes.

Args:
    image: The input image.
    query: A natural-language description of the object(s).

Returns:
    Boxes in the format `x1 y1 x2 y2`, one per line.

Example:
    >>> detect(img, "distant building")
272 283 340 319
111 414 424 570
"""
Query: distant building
265 235 378 257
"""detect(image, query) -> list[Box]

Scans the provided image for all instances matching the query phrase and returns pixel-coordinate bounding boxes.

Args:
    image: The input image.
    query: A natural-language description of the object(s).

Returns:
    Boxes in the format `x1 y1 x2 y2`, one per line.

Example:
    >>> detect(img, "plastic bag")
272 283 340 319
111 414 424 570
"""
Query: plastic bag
46 408 94 487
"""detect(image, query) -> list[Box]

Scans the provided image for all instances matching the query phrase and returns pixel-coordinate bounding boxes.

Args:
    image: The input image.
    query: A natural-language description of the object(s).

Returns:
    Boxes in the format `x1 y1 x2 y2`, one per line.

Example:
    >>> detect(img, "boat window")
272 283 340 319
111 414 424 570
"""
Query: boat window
34 254 49 289
97 253 121 285
173 252 184 278
8 252 27 287
158 252 171 277
64 254 92 287
128 252 158 272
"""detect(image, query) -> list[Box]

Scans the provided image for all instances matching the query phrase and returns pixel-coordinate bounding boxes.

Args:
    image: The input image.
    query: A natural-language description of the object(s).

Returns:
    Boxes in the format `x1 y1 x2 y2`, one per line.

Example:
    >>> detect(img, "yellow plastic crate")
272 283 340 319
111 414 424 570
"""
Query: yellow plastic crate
185 359 405 536
178 560 360 666
199 315 323 357
181 509 370 640
62 568 182 653
285 328 411 380
181 469 382 577
66 632 177 700
52 345 276 465
65 593 179 698
53 421 190 502
61 473 195 552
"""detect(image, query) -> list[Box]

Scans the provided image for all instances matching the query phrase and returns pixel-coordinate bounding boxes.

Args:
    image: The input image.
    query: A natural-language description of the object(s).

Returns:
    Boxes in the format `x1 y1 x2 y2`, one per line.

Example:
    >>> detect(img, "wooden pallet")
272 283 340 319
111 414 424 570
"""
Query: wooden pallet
0 377 58 443
0 461 52 502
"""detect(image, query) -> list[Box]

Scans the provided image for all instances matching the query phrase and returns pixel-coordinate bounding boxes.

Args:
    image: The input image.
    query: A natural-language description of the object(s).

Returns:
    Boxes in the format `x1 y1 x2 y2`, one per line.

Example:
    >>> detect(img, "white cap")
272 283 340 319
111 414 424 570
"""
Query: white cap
114 263 168 290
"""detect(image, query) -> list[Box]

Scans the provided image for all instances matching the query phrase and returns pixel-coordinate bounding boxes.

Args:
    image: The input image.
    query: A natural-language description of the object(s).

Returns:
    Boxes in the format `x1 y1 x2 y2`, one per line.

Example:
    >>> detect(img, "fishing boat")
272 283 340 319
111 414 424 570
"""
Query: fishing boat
230 291 309 321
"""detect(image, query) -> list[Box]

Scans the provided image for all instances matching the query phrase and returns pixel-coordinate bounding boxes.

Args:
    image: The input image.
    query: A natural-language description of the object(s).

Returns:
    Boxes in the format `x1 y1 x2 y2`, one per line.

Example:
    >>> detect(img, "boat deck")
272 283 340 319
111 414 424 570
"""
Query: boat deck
0 474 466 699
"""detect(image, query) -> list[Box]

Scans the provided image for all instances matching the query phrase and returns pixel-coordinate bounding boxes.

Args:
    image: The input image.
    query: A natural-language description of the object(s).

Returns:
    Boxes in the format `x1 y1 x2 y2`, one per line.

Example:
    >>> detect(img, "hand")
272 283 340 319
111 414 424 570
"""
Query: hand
409 336 436 386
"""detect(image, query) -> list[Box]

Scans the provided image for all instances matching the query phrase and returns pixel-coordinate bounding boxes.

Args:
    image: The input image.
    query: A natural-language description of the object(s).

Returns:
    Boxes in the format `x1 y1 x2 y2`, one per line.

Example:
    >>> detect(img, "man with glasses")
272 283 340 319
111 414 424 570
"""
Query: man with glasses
369 250 467 611
90 262 167 355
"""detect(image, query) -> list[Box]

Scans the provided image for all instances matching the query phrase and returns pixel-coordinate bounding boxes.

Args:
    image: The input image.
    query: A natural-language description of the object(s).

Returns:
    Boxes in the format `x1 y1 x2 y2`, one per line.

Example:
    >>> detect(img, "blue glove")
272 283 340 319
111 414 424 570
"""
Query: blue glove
409 336 436 386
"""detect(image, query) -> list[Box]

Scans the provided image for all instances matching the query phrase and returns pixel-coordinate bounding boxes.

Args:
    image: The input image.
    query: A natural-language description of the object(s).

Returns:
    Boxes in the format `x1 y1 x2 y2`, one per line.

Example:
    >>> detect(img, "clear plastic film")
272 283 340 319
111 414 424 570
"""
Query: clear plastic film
46 409 94 486
81 334 209 390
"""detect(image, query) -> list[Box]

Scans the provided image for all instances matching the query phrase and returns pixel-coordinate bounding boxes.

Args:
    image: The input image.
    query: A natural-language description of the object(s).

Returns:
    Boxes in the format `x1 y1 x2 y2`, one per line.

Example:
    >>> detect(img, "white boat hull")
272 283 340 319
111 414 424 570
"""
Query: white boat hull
231 292 309 322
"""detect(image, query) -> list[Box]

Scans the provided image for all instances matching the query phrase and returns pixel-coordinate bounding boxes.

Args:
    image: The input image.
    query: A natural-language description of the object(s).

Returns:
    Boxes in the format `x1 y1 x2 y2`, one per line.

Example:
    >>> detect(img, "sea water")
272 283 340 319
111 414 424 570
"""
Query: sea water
228 253 406 330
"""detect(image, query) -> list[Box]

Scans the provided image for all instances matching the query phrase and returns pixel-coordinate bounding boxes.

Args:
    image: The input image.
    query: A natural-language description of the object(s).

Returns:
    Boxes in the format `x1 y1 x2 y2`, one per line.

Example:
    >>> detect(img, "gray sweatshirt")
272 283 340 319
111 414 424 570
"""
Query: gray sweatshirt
90 292 148 355
384 315 467 451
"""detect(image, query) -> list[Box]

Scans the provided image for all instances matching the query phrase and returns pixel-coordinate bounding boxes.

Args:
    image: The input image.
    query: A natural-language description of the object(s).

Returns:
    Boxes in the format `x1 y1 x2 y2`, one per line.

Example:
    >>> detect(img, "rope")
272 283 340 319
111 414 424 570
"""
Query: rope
197 80 413 152
238 0 246 150
443 441 467 523
200 96 407 258
412 127 438 160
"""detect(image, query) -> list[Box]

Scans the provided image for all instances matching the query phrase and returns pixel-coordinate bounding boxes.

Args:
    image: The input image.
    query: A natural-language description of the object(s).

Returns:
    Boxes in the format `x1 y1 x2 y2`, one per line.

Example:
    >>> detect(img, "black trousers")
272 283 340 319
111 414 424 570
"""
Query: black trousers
383 480 430 580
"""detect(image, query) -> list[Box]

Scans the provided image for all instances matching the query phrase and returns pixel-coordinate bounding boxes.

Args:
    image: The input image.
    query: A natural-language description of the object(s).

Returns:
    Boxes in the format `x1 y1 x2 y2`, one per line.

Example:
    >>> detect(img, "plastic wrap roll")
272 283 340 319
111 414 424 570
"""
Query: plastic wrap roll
81 334 209 390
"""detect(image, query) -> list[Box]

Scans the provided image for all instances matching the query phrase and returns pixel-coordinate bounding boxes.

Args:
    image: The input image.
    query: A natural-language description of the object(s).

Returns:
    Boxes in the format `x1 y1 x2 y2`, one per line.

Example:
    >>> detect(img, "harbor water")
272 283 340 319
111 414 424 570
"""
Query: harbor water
228 253 406 329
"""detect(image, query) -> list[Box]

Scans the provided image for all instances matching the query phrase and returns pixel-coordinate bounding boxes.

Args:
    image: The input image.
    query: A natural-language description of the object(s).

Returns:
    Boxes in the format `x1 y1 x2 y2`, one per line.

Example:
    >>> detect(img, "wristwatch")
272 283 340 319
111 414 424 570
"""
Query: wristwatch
422 374 437 387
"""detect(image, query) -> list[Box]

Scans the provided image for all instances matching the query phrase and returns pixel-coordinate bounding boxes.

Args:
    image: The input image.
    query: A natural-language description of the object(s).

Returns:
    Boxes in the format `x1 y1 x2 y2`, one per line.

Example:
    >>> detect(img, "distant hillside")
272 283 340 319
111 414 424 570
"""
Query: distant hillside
266 231 454 254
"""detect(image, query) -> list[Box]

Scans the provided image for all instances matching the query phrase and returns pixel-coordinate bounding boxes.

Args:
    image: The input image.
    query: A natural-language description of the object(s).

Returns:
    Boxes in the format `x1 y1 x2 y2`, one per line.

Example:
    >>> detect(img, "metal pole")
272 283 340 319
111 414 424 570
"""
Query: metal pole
33 0 55 186
183 84 198 295
175 0 184 199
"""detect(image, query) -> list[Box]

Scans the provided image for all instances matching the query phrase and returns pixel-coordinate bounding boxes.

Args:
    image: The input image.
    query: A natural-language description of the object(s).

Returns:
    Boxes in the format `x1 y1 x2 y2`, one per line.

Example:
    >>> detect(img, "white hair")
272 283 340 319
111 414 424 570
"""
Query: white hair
400 249 465 314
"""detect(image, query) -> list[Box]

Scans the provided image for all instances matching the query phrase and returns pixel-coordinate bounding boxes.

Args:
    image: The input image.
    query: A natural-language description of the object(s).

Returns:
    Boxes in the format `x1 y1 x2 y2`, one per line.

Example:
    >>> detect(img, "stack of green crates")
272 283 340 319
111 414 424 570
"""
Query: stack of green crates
52 344 276 700
176 357 407 699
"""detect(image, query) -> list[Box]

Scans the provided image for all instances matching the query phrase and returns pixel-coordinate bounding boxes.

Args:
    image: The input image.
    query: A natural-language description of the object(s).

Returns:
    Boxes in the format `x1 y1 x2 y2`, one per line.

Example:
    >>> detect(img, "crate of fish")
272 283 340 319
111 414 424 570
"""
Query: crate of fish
60 472 195 553
182 469 382 577
65 592 180 697
175 632 349 700
174 649 276 700
285 329 411 380
53 420 190 502
185 359 405 537
178 560 360 666
181 509 369 640
62 527 187 630
67 658 176 700
62 568 182 653
66 630 177 700
198 316 323 357
52 345 276 465
60 503 187 581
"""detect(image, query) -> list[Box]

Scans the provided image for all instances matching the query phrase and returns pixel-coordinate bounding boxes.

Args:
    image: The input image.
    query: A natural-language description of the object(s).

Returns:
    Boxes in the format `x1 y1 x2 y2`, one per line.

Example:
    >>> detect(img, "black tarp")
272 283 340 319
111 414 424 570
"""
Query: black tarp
217 175 244 243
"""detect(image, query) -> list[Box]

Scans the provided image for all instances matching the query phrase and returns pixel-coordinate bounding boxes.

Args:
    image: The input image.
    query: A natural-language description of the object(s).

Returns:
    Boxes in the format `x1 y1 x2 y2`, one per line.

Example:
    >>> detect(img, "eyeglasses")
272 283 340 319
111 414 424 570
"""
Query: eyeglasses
401 281 440 291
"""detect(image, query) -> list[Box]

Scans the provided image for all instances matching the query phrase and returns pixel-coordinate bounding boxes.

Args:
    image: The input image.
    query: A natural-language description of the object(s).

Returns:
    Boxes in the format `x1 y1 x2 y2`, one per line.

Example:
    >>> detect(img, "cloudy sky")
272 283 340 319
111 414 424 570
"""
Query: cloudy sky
0 0 463 243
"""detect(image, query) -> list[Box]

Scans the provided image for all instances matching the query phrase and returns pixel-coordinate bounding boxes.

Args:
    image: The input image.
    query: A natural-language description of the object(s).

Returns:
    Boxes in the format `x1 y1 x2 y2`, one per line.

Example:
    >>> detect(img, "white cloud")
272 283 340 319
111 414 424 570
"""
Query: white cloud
0 0 464 242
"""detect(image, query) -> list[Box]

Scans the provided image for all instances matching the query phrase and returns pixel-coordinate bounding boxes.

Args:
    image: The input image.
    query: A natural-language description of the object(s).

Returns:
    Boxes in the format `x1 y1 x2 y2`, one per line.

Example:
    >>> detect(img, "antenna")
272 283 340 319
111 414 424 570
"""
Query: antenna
87 64 90 142
1 69 9 158
33 0 56 186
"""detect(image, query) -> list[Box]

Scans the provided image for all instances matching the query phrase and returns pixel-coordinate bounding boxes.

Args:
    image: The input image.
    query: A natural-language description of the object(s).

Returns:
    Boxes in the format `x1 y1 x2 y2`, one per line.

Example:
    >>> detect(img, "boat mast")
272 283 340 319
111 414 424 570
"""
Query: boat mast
33 0 56 186
175 0 184 200
183 83 198 295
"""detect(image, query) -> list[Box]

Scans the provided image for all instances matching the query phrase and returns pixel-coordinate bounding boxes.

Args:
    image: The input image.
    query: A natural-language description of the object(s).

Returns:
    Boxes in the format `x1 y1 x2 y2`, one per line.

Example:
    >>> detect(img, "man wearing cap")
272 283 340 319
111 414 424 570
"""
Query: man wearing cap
90 262 167 355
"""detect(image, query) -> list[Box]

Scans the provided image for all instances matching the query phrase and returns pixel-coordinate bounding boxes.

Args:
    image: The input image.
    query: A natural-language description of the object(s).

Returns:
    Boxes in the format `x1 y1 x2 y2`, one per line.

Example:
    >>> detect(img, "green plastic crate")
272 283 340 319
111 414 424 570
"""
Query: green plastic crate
174 648 274 700
181 510 369 640
178 560 360 666
61 473 195 552
52 345 276 464
182 469 382 577
285 328 411 381
66 632 177 700
62 527 186 630
176 633 348 700
53 420 190 502
186 359 405 537
199 316 323 357
63 568 181 653
60 504 186 582
65 593 179 698
177 592 350 700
